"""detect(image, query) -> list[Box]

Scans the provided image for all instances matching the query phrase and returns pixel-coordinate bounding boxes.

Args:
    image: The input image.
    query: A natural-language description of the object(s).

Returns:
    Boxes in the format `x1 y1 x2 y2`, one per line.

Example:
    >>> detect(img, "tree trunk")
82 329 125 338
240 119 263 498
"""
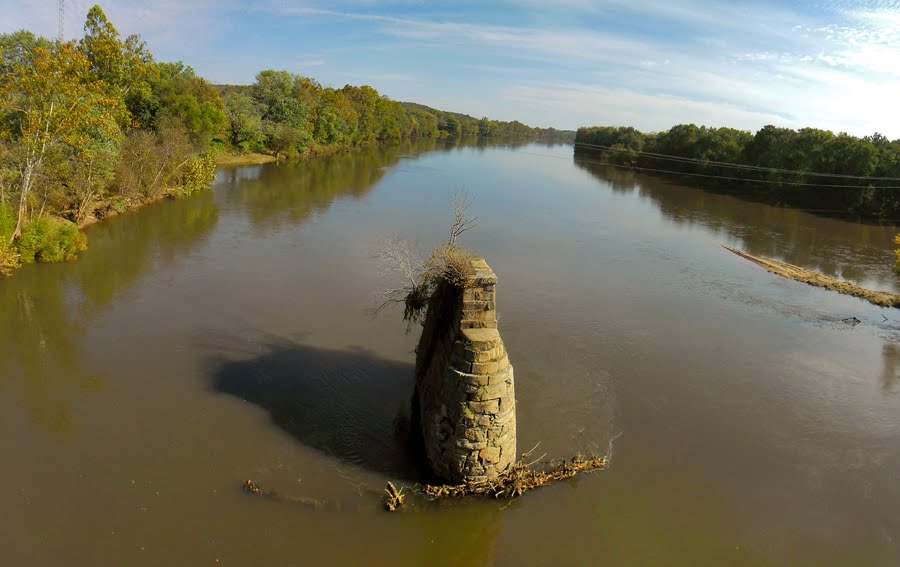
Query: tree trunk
11 165 32 243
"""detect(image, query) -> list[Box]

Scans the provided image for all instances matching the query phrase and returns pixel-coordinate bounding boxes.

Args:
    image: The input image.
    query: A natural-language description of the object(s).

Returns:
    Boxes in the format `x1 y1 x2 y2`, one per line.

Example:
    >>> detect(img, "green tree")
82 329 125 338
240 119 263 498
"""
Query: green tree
224 92 265 152
152 62 225 146
60 137 121 223
79 5 157 127
253 70 310 129
342 84 379 143
314 89 358 145
477 117 495 138
438 114 460 137
375 97 405 141
0 30 54 75
264 122 303 159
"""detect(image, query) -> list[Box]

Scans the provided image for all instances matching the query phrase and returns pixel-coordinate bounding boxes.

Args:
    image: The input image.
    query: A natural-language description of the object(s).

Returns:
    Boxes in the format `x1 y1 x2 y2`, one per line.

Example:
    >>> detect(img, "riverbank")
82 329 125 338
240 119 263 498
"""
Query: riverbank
574 125 900 219
212 140 386 168
723 245 900 308
1 136 538 278
214 152 278 167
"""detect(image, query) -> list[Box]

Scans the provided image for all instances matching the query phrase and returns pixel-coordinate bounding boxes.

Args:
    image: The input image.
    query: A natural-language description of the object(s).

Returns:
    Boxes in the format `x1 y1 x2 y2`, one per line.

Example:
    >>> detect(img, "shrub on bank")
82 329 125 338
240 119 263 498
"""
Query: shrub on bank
895 235 900 275
178 153 217 197
15 216 87 264
0 206 20 275
0 205 15 240
0 240 19 275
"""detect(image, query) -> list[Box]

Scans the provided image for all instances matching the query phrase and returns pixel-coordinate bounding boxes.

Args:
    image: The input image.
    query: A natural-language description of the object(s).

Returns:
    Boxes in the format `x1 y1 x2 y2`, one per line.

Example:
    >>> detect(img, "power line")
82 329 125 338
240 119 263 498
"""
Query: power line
58 0 65 42
515 149 900 190
573 141 900 182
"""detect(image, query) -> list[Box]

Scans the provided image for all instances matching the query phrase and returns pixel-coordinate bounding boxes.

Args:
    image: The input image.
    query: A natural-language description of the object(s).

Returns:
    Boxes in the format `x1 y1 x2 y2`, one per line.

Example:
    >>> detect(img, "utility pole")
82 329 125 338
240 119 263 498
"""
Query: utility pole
58 0 65 42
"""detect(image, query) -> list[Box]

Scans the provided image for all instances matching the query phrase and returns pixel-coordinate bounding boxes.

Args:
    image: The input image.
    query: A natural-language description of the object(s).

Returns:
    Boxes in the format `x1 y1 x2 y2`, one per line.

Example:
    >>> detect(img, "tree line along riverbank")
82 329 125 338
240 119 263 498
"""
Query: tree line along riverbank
0 5 574 278
574 125 900 218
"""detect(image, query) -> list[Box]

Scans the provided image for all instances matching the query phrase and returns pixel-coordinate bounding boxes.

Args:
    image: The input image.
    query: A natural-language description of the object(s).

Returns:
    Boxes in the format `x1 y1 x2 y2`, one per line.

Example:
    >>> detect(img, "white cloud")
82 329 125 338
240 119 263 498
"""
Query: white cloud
1 0 238 52
3 0 899 135
502 81 791 131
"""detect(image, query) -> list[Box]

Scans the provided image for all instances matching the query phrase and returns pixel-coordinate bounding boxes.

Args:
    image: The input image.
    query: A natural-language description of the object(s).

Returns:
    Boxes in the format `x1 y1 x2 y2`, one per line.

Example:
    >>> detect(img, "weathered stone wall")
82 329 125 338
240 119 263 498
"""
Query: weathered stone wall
415 258 516 484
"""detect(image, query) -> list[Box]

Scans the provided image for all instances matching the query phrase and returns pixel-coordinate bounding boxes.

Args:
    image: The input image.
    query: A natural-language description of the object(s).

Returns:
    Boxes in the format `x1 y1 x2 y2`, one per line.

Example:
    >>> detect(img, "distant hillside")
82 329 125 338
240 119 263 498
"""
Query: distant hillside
401 101 576 142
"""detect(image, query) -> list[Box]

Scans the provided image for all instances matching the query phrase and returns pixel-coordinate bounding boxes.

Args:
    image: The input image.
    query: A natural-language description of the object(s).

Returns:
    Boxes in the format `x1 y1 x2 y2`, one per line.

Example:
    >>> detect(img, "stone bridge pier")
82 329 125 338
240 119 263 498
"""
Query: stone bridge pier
414 258 516 484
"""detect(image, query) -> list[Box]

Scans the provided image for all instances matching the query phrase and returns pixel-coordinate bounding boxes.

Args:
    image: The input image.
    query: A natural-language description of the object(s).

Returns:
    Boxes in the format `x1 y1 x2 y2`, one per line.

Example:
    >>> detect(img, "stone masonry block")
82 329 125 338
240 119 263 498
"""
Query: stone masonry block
473 289 495 302
460 327 502 350
462 299 496 312
465 428 487 443
471 353 509 375
474 343 505 363
456 438 487 451
469 399 500 415
462 308 497 322
473 414 493 427
480 446 501 464
471 379 511 402
493 404 515 426
499 395 516 413
449 352 473 373
454 344 495 364
490 365 514 385
447 366 491 387
461 320 498 330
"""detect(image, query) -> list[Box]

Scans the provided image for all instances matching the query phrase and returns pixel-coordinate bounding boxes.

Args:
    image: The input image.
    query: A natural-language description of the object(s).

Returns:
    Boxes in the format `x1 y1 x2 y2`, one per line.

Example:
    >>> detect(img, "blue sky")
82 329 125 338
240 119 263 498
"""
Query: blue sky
4 1 900 136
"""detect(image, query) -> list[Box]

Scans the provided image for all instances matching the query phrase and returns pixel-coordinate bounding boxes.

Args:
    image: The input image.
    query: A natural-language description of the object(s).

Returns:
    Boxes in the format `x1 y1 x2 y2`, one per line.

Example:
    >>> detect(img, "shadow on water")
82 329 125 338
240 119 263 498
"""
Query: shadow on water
210 340 426 481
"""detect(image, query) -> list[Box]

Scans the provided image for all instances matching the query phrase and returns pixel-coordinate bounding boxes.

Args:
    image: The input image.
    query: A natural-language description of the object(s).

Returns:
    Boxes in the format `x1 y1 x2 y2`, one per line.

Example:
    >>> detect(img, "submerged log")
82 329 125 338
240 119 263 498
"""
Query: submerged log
723 245 900 309
242 479 327 510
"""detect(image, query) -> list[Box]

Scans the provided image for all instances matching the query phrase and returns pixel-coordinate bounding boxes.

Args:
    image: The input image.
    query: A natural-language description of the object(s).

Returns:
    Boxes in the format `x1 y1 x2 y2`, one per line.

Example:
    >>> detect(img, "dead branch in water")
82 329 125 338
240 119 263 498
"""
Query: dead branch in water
422 454 607 500
448 191 478 247
242 479 327 510
383 481 406 512
722 245 900 309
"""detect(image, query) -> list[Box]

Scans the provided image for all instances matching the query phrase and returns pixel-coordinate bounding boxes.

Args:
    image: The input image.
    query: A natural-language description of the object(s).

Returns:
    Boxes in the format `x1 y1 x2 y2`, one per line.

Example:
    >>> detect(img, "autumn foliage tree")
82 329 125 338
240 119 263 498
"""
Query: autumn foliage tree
0 42 123 240
0 5 228 276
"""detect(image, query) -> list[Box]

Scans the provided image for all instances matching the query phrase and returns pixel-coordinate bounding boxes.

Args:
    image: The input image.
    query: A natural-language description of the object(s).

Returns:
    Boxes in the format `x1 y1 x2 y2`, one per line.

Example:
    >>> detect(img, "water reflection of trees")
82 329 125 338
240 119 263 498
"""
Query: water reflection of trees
0 280 100 439
884 343 899 393
222 138 559 234
574 158 900 290
0 191 220 438
222 146 396 232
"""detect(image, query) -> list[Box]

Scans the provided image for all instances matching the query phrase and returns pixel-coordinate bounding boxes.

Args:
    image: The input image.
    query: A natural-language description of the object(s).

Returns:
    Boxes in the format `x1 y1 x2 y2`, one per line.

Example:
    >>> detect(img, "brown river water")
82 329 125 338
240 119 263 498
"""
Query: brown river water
1 139 899 566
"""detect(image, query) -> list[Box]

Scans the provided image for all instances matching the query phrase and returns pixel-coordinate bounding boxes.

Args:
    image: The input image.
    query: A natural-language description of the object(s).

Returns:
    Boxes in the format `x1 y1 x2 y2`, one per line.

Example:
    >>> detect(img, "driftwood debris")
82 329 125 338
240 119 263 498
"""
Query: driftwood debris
723 245 900 309
383 481 406 512
422 453 607 501
242 451 606 514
